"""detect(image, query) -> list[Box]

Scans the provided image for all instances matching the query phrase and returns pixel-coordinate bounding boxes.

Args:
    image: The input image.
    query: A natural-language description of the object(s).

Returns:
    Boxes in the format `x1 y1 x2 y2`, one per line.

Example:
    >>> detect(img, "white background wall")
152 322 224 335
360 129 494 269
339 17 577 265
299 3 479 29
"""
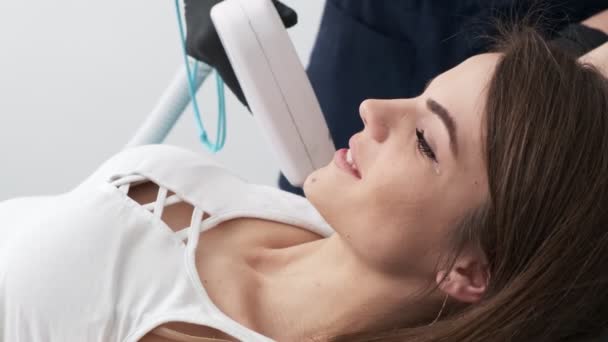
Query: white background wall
0 0 325 201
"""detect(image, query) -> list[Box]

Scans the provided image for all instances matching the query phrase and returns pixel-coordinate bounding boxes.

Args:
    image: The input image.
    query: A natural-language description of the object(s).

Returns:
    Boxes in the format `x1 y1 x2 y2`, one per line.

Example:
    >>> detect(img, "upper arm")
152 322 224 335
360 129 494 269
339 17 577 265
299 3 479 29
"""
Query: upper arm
583 9 608 35
579 9 608 76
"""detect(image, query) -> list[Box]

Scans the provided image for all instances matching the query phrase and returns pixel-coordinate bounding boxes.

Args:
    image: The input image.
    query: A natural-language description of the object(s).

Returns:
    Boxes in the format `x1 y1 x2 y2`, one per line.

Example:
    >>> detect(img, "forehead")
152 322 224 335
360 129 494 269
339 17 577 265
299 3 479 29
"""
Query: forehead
425 53 499 163
427 53 499 118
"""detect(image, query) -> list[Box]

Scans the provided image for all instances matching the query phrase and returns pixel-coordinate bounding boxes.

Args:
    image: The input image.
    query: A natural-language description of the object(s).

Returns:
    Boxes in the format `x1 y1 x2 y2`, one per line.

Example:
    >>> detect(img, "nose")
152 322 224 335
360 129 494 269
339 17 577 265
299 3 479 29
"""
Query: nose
359 99 390 143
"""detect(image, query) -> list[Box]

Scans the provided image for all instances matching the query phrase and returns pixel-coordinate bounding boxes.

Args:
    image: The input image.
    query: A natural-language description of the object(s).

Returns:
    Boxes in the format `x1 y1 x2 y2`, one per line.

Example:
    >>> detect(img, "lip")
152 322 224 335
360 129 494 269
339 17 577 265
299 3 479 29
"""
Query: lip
334 148 361 179
348 135 362 178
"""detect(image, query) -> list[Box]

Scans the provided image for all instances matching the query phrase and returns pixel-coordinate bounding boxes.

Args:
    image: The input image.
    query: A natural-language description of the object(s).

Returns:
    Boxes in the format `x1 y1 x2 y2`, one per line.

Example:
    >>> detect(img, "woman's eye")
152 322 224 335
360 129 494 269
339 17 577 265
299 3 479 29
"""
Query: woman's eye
416 129 438 162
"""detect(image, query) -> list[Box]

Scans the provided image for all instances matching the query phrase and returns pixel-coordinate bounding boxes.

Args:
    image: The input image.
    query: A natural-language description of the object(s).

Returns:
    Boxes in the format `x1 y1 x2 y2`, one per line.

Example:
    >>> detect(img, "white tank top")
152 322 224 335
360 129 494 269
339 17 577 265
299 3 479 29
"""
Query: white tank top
0 144 334 342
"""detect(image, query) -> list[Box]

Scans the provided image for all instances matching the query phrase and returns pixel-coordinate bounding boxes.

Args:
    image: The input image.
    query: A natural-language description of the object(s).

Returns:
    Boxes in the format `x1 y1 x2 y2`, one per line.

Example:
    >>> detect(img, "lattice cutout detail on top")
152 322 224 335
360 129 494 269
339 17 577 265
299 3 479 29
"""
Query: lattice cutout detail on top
110 174 209 241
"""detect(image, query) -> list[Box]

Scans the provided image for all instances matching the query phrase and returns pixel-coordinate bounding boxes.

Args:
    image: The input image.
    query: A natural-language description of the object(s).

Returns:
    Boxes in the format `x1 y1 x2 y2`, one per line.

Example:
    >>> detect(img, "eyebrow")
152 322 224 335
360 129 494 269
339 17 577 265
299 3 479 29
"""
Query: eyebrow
426 98 458 156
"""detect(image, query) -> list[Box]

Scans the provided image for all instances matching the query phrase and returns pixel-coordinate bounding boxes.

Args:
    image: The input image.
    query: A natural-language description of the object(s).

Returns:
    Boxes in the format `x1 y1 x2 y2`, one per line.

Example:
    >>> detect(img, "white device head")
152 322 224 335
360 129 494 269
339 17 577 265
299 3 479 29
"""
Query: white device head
211 0 336 187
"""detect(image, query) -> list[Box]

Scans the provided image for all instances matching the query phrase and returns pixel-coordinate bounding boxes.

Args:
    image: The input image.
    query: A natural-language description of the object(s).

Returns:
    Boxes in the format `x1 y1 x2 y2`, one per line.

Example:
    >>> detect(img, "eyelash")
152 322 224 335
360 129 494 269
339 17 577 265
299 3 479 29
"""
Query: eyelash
416 128 437 162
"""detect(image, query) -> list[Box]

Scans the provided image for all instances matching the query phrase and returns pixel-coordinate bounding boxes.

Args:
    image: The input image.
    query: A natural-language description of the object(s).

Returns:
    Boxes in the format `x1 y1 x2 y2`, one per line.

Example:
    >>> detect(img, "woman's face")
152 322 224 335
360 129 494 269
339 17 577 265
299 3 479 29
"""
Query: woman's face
304 53 498 277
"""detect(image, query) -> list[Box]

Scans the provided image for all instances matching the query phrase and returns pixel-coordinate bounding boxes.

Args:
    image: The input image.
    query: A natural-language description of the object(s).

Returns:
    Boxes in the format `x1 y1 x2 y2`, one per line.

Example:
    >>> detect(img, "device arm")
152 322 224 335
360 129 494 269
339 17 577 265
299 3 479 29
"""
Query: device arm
184 0 298 110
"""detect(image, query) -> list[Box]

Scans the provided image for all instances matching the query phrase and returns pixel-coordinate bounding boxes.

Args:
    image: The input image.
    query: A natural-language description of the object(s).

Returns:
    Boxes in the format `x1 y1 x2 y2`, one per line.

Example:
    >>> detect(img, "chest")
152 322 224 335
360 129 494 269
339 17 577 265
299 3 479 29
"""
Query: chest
124 180 320 255
125 181 320 341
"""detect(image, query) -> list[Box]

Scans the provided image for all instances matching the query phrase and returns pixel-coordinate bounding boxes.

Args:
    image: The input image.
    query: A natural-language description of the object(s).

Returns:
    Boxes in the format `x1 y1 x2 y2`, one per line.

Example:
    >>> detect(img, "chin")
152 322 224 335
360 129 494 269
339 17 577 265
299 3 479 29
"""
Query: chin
305 167 349 212
303 167 323 196
303 167 334 201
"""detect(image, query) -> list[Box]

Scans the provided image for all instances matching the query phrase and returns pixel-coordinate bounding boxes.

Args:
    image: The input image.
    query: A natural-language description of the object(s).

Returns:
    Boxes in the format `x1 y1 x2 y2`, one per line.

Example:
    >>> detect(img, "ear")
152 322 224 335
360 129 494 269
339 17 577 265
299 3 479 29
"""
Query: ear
436 252 490 304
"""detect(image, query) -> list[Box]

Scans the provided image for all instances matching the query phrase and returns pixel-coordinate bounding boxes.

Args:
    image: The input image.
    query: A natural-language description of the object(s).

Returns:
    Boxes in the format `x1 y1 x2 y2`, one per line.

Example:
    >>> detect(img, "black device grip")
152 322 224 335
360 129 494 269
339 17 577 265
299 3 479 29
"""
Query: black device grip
184 0 298 110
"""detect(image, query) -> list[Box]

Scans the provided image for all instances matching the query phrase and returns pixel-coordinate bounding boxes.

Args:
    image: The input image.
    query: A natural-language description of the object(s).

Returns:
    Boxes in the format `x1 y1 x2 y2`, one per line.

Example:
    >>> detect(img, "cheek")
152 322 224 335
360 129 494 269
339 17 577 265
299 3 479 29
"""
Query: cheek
366 158 434 208
354 213 446 276
364 169 452 239
441 165 489 219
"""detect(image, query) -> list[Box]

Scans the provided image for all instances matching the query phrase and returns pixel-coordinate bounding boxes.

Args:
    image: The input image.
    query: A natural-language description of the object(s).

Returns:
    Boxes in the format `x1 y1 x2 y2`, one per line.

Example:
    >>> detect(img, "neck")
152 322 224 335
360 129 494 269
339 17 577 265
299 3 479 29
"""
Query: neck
243 234 437 340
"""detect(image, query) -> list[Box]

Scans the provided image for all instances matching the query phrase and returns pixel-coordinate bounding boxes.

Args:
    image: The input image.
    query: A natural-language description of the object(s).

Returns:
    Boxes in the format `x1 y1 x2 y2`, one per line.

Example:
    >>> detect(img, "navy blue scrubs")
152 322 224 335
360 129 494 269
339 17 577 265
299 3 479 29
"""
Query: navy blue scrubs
279 0 607 195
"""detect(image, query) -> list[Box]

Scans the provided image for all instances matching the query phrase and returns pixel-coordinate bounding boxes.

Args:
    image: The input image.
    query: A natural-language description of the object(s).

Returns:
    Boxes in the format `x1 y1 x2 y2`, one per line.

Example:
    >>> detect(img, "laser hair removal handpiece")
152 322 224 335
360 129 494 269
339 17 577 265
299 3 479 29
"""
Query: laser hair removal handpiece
211 0 336 187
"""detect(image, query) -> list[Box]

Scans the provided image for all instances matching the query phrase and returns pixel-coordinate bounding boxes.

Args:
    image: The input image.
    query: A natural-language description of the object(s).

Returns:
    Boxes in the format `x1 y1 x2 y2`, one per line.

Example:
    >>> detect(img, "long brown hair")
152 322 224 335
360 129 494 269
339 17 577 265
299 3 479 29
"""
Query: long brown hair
330 26 608 342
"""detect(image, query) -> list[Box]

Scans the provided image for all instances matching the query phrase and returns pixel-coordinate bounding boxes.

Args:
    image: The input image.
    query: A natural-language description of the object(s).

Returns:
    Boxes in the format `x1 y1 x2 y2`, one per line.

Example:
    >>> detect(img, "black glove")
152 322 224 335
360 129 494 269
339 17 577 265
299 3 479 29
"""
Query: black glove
184 0 298 110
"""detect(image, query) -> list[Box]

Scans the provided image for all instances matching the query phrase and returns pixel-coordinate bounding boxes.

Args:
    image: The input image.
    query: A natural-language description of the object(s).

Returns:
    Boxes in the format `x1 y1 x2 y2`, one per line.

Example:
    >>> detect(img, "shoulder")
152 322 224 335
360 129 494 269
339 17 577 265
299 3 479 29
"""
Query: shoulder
112 144 223 168
76 144 228 188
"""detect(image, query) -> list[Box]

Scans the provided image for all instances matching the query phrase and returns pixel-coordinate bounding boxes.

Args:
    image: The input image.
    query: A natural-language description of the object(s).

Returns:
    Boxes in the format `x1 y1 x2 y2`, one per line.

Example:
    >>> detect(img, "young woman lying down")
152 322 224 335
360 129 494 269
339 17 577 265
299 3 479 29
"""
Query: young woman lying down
1 19 608 342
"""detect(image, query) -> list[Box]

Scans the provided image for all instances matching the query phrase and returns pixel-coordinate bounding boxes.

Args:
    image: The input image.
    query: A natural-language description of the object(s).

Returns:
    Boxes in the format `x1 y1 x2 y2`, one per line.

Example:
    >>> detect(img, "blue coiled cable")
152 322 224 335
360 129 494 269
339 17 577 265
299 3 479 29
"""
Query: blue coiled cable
174 0 227 153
